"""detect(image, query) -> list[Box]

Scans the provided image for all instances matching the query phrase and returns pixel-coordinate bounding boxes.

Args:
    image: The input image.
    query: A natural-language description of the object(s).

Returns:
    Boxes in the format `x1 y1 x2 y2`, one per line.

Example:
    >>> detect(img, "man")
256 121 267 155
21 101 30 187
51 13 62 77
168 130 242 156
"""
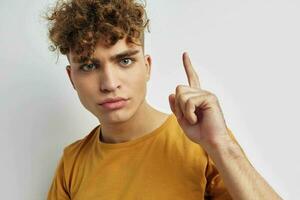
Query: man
45 0 282 199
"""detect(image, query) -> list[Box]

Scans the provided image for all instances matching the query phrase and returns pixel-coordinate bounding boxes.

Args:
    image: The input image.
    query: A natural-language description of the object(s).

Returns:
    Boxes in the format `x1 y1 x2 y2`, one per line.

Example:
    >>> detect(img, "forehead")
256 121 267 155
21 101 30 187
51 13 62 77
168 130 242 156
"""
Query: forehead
68 38 142 64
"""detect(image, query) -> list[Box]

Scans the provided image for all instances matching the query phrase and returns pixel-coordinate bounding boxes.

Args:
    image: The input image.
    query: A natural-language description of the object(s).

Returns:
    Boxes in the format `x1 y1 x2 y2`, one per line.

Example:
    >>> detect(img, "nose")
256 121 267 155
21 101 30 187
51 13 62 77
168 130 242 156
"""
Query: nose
99 65 121 93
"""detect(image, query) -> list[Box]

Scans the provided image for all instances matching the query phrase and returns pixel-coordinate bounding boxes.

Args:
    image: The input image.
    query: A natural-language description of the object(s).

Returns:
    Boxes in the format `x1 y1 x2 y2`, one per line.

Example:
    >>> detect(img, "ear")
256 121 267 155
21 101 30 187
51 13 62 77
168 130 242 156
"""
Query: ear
144 54 152 81
66 65 76 90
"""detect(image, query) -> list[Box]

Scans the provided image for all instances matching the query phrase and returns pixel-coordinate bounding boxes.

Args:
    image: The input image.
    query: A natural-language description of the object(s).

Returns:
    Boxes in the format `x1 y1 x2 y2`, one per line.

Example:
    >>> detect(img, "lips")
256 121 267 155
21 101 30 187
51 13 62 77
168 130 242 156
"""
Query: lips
99 97 129 110
99 97 127 105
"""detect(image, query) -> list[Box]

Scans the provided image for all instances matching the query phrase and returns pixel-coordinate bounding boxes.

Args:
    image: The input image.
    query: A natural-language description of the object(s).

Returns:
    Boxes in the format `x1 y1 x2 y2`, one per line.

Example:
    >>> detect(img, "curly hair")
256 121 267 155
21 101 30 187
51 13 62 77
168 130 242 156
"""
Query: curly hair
43 0 150 63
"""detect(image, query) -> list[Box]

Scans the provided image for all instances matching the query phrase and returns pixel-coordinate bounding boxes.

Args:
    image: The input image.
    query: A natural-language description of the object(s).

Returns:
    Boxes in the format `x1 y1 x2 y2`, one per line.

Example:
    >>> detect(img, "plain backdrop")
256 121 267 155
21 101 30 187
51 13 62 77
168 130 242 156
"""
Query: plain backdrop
1 0 299 199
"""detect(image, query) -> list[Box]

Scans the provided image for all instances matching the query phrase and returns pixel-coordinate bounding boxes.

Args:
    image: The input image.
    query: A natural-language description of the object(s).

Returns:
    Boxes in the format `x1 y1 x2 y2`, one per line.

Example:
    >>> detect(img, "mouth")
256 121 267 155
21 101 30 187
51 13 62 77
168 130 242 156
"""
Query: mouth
98 99 129 110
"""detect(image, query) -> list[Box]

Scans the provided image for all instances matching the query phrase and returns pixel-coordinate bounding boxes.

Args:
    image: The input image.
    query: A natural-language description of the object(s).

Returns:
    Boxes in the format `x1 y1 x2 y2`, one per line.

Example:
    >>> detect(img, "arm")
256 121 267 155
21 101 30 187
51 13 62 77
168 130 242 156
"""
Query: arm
168 52 283 200
204 133 283 200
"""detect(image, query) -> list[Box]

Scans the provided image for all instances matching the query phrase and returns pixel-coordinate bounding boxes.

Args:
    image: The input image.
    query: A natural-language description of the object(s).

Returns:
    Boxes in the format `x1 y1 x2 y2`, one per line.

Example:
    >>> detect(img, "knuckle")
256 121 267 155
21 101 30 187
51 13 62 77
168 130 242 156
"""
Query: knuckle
209 93 218 102
175 85 182 93
178 92 190 103
201 89 210 94
176 84 187 93
202 90 217 101
177 93 185 102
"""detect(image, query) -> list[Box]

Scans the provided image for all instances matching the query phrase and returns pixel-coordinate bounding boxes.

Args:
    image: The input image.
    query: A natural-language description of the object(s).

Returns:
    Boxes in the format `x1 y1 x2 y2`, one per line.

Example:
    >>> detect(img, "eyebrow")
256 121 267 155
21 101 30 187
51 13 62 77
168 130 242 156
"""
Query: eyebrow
78 49 140 64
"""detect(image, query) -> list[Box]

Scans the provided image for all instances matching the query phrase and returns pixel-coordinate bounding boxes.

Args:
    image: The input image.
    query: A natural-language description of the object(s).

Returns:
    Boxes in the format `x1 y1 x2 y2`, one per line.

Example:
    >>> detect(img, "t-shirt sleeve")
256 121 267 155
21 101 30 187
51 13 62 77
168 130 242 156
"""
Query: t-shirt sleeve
204 155 233 200
204 128 248 200
47 153 71 200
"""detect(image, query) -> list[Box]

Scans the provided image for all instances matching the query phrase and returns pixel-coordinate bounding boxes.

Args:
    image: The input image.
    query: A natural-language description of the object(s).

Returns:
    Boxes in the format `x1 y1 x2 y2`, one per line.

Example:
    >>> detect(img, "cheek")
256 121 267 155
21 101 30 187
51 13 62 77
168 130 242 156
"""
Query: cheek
128 71 147 93
133 79 147 103
74 76 98 99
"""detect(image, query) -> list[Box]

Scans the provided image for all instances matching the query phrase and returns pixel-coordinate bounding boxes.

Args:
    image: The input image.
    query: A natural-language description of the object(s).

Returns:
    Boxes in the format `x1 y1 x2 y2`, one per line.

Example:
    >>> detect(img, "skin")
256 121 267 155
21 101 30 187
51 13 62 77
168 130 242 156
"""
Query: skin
66 37 169 143
168 52 283 200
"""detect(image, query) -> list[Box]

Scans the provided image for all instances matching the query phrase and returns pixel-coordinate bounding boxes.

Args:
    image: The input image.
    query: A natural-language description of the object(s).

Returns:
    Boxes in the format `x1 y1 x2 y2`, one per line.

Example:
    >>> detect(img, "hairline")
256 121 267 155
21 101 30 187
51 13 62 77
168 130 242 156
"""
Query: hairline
66 36 145 64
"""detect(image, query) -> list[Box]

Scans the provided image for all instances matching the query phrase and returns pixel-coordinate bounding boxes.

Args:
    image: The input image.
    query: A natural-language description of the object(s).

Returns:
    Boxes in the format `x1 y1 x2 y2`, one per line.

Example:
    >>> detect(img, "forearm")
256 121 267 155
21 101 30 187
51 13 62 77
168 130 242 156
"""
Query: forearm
205 136 283 200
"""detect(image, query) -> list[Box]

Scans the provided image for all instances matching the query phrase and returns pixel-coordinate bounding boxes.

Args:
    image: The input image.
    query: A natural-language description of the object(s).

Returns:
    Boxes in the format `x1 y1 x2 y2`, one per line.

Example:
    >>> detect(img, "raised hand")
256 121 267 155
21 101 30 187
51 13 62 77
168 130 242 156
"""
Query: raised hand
168 52 230 150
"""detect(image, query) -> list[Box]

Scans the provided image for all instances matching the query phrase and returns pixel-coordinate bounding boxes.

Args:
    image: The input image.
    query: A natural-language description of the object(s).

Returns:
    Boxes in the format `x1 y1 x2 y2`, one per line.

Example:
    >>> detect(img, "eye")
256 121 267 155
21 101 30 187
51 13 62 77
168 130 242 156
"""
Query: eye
80 63 96 72
119 58 134 67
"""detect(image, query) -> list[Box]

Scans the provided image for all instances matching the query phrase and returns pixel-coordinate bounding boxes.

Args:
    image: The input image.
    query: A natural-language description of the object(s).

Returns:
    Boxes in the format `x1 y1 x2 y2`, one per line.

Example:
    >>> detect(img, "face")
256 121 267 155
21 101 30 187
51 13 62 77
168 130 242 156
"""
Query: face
66 37 152 124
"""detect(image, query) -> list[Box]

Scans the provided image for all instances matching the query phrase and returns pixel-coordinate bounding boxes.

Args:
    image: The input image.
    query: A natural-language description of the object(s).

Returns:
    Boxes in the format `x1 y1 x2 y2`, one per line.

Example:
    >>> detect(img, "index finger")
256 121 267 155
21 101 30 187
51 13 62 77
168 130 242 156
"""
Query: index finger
182 52 201 89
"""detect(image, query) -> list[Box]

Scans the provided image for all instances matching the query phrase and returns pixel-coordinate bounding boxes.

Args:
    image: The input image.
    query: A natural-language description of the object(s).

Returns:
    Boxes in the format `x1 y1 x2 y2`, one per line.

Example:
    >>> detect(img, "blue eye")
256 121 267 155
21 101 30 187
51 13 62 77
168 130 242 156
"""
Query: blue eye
120 58 134 66
80 63 96 71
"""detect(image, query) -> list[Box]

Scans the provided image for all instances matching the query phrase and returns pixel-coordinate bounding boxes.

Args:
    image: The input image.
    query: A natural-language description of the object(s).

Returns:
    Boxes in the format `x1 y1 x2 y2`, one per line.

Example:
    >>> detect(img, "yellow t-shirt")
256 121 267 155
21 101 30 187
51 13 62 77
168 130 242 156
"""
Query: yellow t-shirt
47 114 238 200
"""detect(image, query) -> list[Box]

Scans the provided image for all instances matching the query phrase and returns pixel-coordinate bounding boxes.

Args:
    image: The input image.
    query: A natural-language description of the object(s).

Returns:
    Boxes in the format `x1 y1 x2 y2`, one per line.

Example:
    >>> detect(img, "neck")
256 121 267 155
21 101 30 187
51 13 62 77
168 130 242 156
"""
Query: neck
99 100 168 144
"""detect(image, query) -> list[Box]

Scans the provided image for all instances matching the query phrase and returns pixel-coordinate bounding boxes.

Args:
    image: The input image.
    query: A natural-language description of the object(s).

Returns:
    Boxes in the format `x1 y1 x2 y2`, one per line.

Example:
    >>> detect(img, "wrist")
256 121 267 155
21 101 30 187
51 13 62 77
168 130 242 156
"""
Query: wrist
203 134 244 162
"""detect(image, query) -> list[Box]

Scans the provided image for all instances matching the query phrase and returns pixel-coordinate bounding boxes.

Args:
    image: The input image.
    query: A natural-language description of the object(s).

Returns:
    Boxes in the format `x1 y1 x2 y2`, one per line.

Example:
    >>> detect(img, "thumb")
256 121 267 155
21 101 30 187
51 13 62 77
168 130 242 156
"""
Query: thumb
168 94 176 114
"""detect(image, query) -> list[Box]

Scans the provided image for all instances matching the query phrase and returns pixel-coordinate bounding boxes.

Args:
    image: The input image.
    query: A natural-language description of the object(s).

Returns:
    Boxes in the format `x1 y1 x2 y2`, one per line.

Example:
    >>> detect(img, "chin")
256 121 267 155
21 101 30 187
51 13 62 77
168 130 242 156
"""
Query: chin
100 112 130 124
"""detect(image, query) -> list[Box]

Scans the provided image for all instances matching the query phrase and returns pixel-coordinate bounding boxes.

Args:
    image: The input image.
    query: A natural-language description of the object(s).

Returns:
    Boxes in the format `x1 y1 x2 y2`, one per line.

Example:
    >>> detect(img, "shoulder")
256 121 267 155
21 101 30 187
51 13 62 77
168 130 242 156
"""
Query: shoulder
62 125 100 161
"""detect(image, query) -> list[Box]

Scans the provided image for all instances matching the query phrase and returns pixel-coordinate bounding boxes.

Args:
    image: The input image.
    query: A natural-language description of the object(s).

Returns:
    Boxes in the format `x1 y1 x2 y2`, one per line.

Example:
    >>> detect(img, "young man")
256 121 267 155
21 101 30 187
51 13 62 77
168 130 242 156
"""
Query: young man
45 0 282 199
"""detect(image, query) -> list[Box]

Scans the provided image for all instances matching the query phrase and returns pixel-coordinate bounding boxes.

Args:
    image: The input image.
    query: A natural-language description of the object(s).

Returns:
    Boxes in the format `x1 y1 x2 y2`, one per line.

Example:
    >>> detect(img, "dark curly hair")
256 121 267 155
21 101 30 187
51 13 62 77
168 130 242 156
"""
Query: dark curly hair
43 0 150 63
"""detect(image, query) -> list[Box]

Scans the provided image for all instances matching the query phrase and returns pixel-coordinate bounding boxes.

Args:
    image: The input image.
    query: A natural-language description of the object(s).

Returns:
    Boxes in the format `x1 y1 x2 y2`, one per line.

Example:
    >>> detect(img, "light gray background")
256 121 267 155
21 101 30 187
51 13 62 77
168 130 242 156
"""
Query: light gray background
1 0 299 199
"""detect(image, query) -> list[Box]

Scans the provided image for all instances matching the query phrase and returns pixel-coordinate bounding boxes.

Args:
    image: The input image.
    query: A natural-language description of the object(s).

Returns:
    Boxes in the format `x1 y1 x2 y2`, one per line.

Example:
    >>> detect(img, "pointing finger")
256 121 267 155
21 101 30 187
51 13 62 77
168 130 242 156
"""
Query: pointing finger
183 52 201 89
